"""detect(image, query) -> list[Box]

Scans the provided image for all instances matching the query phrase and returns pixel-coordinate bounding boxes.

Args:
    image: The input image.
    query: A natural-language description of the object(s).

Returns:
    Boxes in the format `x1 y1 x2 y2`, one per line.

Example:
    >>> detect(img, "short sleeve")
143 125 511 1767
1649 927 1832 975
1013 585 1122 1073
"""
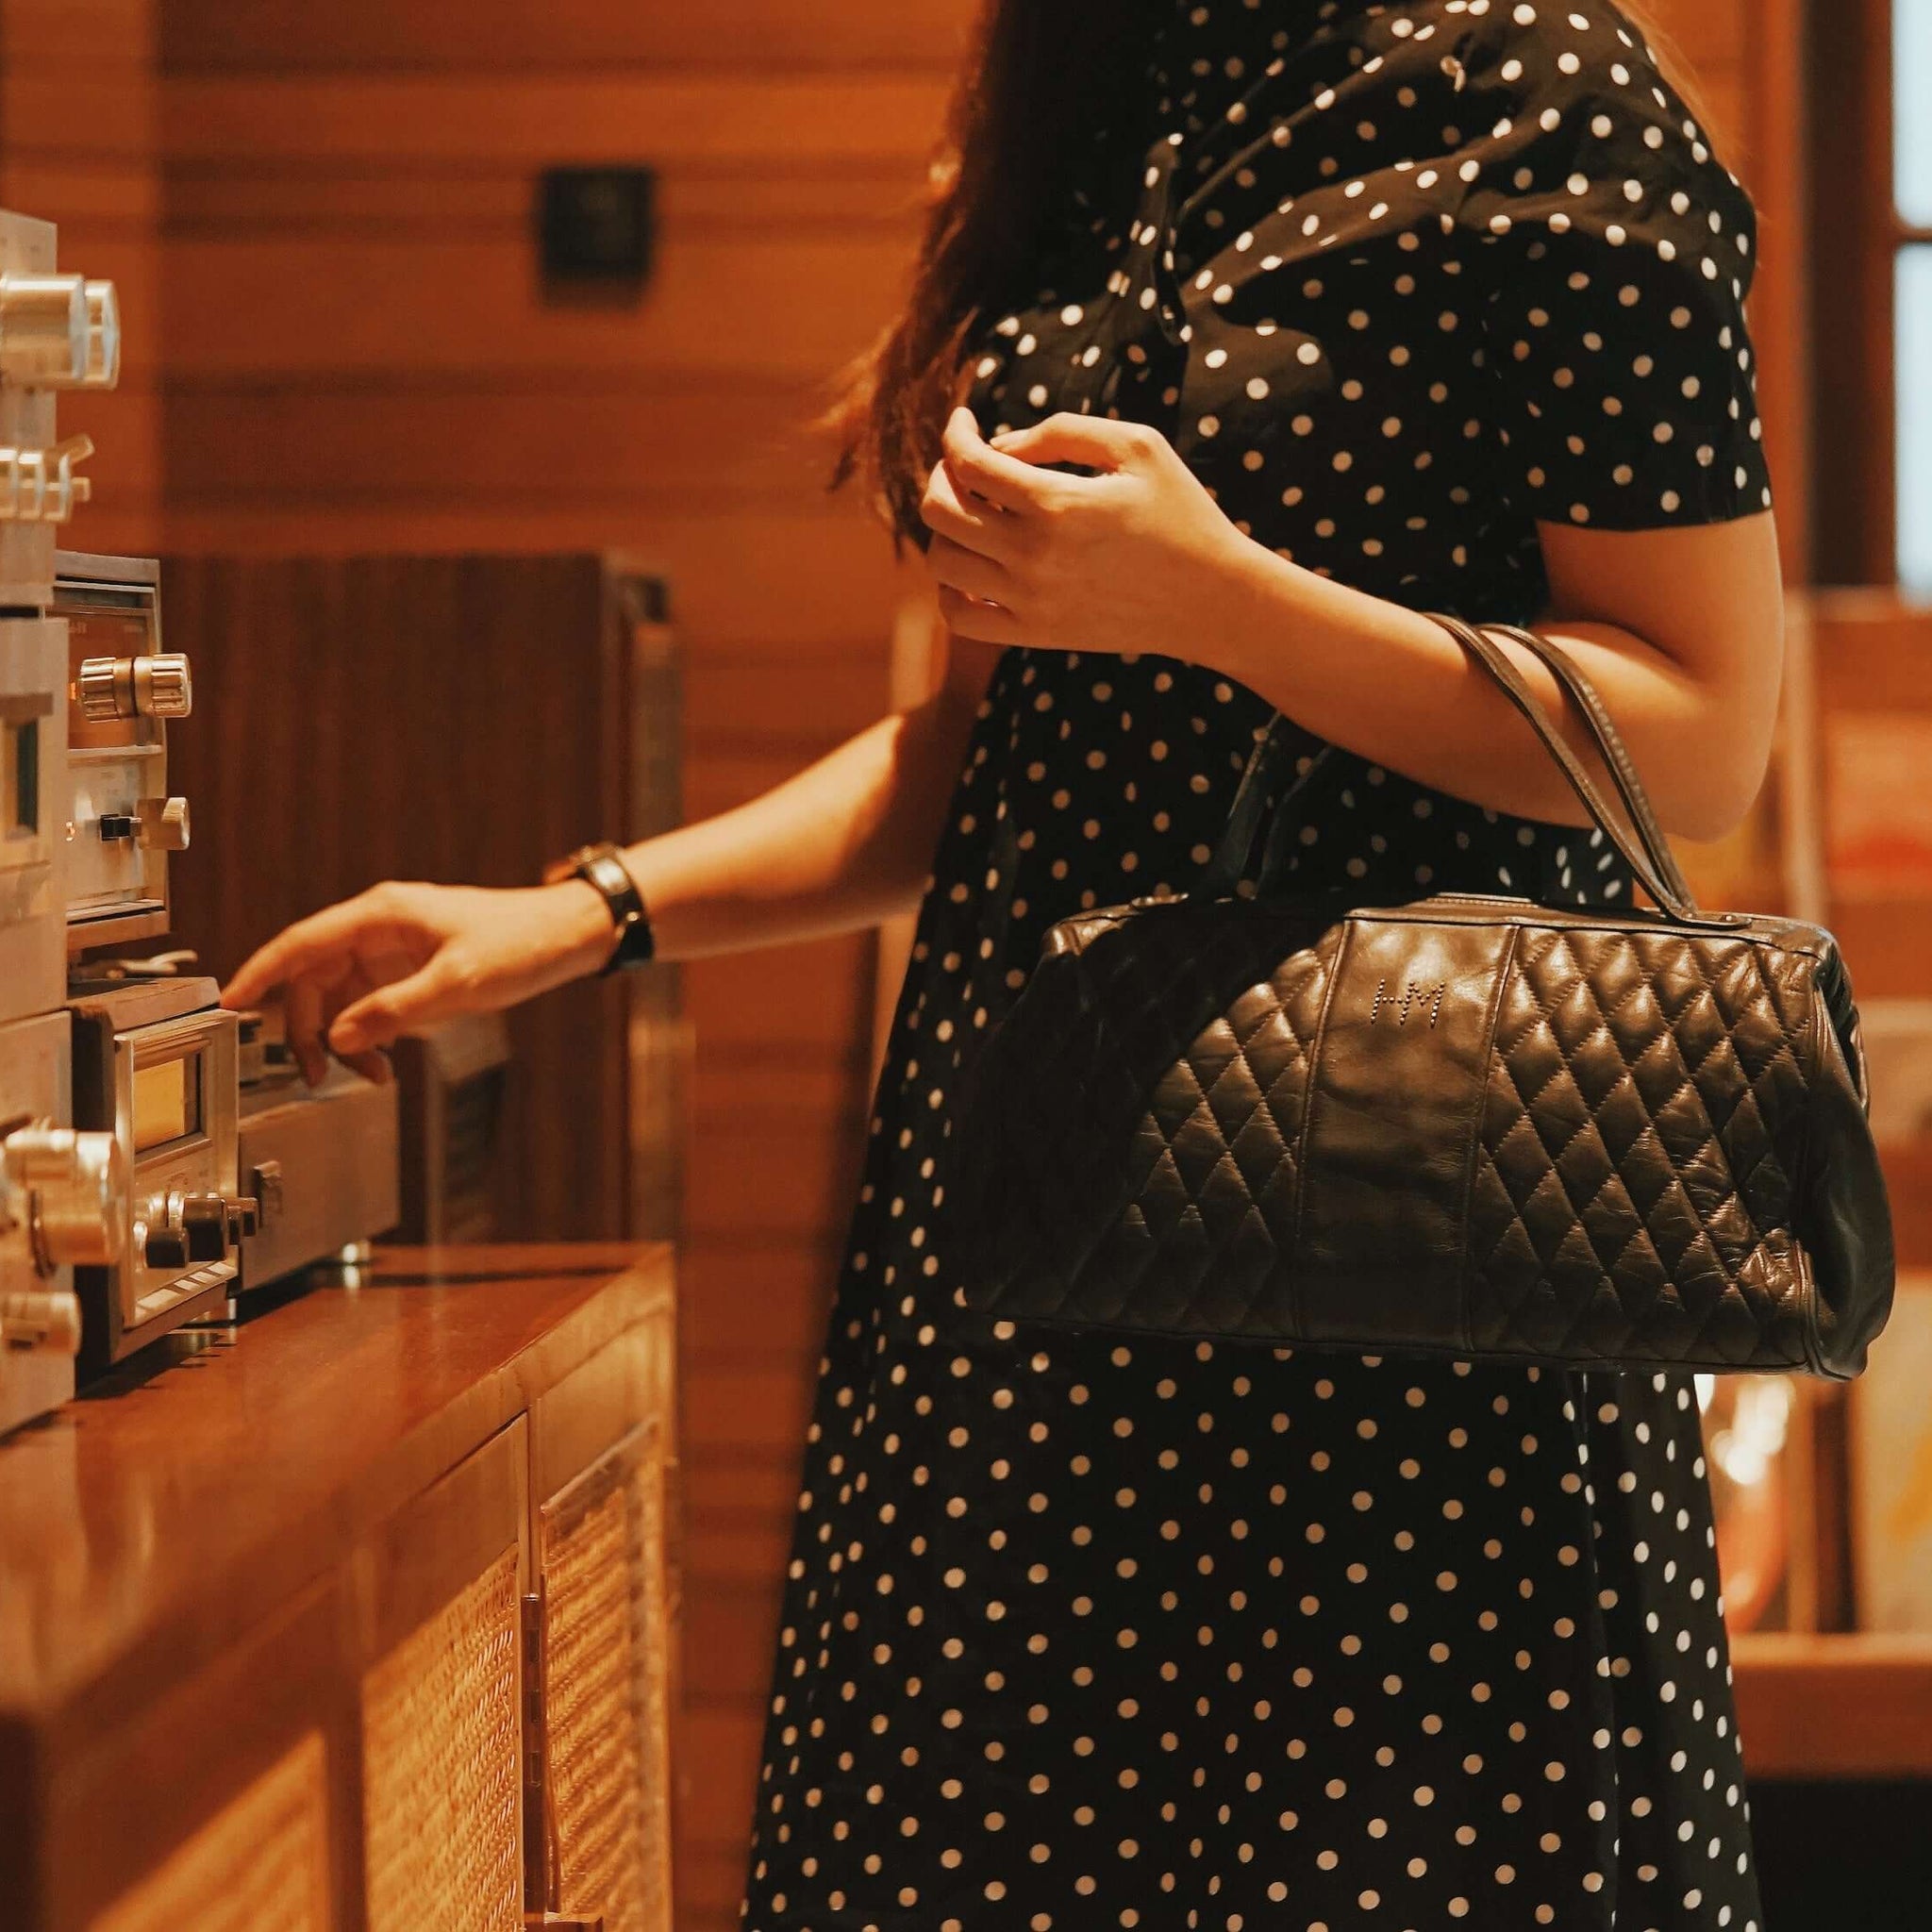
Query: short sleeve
1459 10 1773 531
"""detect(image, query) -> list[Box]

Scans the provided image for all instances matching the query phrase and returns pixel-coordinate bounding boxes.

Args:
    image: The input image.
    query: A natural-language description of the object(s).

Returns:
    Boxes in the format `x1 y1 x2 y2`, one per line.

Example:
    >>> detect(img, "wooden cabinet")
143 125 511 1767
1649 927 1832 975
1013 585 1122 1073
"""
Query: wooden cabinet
93 1733 334 1932
0 1244 676 1932
358 1424 530 1932
527 1334 678 1932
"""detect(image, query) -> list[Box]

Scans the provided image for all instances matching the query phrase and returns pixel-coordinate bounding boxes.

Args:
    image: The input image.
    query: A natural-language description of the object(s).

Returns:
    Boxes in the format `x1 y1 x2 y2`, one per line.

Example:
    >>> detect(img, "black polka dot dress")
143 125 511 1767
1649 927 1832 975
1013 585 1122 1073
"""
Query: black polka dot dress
741 4 1774 1928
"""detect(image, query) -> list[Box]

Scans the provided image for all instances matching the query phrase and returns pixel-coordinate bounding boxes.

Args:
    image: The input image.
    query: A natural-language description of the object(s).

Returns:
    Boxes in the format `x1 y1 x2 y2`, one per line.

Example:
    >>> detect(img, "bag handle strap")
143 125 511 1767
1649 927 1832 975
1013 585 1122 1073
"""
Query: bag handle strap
1194 725 1334 901
1198 613 1711 924
1422 612 1702 921
1476 619 1700 913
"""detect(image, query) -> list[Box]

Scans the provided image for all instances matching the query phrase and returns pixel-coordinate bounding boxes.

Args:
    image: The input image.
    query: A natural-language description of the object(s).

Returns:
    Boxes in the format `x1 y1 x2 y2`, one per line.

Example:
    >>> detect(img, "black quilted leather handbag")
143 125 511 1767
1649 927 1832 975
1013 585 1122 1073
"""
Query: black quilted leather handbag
954 614 1895 1377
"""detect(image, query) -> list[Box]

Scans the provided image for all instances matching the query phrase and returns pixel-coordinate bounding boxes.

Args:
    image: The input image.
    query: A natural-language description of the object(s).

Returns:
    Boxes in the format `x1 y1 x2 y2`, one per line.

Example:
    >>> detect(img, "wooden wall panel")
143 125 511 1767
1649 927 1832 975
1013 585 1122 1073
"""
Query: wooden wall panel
160 555 639 1244
162 74 948 165
159 231 915 375
160 0 974 73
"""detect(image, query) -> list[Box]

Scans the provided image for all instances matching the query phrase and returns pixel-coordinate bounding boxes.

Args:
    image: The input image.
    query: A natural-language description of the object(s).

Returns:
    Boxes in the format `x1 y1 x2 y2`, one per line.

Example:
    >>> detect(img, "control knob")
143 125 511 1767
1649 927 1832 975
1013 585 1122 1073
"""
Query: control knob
1 1124 127 1273
81 280 121 389
142 1221 187 1273
135 796 191 853
178 1194 230 1264
142 1191 251 1272
0 274 86 384
0 1291 82 1356
0 433 93 525
77 653 193 723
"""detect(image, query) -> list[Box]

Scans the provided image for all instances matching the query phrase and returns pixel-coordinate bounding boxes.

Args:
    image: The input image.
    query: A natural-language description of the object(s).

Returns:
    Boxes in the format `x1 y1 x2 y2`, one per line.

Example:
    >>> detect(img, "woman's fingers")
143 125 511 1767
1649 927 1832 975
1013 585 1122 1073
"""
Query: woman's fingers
989 412 1154 471
282 977 331 1088
919 459 1026 562
328 955 464 1056
940 406 1069 513
937 583 1024 646
222 887 413 1011
339 1048 395 1087
925 532 1013 608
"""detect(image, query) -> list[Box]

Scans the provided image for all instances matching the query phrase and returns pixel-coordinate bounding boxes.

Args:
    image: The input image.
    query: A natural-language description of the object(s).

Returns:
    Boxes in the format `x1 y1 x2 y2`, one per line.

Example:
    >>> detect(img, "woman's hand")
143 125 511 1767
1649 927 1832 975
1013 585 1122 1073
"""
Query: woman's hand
920 406 1254 657
220 880 616 1086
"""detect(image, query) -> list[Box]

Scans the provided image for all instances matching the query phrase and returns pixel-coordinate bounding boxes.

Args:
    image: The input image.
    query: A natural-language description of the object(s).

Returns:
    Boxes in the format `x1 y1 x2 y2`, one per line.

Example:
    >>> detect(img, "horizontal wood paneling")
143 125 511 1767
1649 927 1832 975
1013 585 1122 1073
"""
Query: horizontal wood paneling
162 75 947 165
685 936 876 1053
683 1363 820 1460
164 164 924 235
2 79 155 178
680 1585 786 1702
160 382 844 506
160 0 970 74
160 231 915 377
681 1457 807 1524
684 1117 868 1248
158 0 1741 83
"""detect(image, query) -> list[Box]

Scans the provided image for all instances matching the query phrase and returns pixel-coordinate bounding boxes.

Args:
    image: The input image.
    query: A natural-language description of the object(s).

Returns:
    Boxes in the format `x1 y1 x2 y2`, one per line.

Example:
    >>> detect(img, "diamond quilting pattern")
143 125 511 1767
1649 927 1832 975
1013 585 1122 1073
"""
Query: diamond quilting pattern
1466 928 1814 1366
960 898 1339 1333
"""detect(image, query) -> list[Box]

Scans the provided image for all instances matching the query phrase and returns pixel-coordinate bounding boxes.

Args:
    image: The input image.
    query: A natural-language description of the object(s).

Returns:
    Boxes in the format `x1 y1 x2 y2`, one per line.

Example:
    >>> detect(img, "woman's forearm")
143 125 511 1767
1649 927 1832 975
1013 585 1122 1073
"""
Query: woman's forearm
1199 529 1780 843
616 665 985 963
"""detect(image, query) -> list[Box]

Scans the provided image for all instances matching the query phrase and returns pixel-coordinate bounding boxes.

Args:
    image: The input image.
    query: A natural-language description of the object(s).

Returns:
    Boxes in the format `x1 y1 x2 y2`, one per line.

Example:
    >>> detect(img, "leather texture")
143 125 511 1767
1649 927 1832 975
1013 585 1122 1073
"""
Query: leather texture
954 618 1897 1378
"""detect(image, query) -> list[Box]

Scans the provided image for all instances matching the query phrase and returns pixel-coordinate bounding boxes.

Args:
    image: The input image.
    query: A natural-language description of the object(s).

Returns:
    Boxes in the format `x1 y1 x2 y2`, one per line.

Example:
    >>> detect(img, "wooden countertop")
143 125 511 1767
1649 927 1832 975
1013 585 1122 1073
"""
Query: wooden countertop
0 1243 672 1738
6 1247 1925 1788
1732 1631 1932 1779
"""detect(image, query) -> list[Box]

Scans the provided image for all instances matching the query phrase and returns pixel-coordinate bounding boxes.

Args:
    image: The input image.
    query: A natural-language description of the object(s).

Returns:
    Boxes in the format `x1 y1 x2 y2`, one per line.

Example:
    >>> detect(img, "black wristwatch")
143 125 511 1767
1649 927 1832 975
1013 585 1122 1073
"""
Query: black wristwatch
557 841 656 974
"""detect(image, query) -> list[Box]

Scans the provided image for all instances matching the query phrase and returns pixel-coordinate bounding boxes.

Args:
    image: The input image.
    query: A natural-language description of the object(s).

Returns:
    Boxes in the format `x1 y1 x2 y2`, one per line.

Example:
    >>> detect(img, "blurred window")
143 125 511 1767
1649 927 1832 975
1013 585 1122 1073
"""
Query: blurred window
1897 3 1932 588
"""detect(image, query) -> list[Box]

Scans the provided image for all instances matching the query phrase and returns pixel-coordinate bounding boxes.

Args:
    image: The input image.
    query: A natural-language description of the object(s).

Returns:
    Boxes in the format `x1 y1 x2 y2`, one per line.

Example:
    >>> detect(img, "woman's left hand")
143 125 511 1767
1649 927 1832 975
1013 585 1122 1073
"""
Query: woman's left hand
920 405 1260 657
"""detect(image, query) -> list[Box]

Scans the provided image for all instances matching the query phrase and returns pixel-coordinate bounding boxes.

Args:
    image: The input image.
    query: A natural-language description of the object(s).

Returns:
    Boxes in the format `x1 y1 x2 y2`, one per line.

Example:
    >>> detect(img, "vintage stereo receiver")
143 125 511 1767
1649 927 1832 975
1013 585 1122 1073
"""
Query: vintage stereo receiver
0 1012 123 1434
0 208 117 612
0 208 123 1433
234 1009 400 1296
65 974 248 1374
56 552 192 951
0 614 65 1029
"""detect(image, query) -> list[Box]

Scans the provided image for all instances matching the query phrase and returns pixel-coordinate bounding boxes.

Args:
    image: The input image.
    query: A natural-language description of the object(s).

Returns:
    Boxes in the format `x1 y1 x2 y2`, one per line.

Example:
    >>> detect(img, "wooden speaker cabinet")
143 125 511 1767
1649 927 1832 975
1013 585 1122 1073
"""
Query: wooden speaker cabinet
160 555 685 1244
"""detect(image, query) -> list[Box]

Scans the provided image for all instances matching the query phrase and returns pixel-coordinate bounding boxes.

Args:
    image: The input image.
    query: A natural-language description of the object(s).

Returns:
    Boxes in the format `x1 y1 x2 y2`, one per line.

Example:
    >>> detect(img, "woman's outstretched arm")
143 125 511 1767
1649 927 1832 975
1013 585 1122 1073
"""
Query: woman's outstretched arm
221 625 999 1082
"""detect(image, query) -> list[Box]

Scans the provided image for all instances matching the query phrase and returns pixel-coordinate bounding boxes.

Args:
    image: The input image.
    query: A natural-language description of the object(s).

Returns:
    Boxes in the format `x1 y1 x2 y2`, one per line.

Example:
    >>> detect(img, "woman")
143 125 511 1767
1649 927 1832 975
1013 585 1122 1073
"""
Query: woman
225 1 1783 1924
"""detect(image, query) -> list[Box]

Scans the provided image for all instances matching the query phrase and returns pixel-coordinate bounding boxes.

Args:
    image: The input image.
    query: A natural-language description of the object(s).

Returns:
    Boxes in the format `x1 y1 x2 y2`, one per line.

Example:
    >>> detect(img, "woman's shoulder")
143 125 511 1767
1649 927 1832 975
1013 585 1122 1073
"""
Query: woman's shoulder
1392 1 1747 192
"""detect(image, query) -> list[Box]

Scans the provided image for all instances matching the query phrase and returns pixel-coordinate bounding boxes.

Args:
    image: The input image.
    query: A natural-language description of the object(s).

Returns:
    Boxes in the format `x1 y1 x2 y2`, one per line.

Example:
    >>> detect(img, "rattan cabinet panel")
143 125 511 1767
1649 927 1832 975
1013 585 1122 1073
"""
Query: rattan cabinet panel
93 1732 332 1932
361 1544 525 1932
538 1419 675 1932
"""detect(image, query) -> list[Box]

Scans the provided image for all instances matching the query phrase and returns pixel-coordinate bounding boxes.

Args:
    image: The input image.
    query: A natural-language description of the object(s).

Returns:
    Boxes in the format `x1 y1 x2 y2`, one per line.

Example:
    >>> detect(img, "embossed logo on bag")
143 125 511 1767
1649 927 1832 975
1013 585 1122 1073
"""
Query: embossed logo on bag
1370 977 1446 1028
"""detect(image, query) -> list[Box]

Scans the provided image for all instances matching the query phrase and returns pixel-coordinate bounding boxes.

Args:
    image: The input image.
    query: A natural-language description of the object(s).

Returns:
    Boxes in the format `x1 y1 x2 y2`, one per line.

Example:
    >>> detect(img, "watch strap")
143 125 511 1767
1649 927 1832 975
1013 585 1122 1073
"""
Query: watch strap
565 841 656 974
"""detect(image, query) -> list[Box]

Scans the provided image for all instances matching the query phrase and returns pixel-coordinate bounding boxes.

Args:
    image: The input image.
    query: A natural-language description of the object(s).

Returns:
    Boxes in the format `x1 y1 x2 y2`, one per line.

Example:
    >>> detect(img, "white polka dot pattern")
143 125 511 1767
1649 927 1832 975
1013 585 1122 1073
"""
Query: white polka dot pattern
741 4 1765 1927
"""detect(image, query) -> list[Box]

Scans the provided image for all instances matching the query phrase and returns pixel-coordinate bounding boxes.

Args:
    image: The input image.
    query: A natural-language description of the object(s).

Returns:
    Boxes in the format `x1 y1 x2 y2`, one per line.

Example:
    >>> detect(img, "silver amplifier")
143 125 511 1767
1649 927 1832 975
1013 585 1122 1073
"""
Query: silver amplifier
66 974 251 1374
235 1016 400 1294
0 207 123 1434
0 1008 123 1434
55 553 191 951
0 208 117 612
0 615 66 1029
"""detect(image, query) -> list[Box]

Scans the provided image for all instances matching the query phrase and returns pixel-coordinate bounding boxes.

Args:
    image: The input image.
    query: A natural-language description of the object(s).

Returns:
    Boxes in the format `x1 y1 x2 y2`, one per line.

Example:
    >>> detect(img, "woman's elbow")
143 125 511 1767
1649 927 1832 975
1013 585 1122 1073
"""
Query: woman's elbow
1666 682 1780 847
1670 756 1770 847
